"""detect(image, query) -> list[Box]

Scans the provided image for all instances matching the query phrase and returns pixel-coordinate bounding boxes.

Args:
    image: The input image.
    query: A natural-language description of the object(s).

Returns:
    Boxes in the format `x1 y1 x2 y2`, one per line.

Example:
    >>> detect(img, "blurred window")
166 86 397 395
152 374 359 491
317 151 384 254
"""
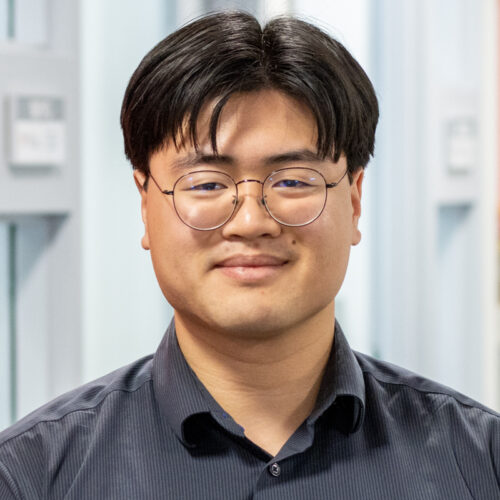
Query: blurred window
204 0 257 9
0 0 10 40
0 0 48 45
0 222 15 430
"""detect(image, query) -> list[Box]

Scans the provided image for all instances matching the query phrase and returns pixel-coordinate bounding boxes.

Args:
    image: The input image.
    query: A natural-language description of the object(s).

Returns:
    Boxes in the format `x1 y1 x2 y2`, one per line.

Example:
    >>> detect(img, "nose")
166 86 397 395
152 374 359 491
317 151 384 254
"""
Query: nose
221 180 281 239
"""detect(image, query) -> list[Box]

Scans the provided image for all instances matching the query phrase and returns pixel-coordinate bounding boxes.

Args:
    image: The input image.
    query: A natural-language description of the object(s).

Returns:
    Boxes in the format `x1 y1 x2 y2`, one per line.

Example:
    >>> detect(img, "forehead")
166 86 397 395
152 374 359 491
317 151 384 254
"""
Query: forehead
169 89 320 165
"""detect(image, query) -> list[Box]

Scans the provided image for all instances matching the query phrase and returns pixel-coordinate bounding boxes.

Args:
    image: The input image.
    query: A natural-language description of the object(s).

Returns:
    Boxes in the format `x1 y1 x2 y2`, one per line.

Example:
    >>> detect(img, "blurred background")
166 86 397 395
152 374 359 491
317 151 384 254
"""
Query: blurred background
0 0 499 430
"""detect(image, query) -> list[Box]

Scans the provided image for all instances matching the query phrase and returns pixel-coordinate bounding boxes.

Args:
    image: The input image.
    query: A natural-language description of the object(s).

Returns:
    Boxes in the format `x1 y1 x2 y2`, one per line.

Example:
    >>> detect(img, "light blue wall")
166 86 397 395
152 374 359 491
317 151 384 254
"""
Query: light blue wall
0 223 10 429
80 1 175 381
370 0 498 408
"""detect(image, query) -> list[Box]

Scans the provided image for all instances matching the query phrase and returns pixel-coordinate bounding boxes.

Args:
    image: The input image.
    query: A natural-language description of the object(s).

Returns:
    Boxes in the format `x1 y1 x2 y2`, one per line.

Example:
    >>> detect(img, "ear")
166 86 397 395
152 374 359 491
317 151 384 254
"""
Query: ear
350 168 364 246
133 170 150 250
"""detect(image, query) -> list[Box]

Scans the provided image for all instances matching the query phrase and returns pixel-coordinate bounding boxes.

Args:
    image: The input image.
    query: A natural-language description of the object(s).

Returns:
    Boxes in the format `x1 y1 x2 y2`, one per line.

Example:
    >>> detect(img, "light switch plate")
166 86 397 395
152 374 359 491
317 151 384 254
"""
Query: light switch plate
6 95 66 168
446 117 476 175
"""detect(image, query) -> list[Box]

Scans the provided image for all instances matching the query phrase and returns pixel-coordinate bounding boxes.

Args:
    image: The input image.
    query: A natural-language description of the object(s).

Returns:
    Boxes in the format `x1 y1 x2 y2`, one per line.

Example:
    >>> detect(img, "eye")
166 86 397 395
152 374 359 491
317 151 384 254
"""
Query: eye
273 179 311 188
188 182 227 191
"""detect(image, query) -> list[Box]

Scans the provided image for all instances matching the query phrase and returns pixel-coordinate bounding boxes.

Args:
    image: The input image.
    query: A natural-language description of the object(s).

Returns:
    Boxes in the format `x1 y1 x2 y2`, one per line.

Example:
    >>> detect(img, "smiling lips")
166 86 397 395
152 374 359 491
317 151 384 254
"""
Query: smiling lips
214 254 289 282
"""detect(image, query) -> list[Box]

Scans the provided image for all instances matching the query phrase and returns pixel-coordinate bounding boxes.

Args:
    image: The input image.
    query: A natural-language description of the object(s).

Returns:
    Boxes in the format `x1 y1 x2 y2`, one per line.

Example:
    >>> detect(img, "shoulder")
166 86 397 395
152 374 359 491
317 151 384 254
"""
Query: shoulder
354 350 499 419
351 352 500 496
0 355 154 498
355 351 500 490
354 351 500 469
0 354 154 446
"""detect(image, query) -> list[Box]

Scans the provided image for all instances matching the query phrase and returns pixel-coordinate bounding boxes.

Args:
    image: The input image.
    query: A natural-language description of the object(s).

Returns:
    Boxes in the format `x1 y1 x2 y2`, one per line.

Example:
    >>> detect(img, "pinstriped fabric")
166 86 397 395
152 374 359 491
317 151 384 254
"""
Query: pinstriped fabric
0 320 498 499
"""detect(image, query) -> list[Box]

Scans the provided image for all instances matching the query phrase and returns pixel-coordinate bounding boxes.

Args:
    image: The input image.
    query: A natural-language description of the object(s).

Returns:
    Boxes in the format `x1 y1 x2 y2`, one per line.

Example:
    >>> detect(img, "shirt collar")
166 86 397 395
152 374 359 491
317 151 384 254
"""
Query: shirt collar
152 318 366 446
308 319 366 434
152 320 212 447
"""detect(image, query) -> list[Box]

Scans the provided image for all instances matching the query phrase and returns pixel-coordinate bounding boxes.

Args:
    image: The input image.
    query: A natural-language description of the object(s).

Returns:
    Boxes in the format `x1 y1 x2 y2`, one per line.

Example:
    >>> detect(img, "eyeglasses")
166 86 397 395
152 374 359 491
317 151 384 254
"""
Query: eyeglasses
148 167 348 231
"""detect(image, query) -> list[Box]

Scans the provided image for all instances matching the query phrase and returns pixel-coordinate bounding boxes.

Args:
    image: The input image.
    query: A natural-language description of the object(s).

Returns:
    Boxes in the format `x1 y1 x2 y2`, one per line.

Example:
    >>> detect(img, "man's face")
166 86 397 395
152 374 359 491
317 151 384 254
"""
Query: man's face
134 90 363 338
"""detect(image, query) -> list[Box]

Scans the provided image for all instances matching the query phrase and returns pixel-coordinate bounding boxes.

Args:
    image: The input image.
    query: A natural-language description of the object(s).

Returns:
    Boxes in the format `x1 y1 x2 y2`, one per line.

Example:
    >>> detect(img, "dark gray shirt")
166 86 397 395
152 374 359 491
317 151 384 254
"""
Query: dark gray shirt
0 320 498 499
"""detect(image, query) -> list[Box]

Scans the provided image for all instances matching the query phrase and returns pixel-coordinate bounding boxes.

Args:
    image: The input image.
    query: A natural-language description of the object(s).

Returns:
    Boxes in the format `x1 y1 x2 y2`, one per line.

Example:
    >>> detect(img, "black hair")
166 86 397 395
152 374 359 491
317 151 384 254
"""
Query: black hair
120 11 379 180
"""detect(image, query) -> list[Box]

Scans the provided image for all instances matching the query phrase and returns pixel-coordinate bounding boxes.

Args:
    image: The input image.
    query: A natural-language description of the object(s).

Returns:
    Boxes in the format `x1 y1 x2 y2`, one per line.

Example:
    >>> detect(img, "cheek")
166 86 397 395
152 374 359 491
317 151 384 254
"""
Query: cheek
312 195 353 244
147 208 214 294
149 234 198 311
300 206 353 283
147 209 190 289
316 232 350 276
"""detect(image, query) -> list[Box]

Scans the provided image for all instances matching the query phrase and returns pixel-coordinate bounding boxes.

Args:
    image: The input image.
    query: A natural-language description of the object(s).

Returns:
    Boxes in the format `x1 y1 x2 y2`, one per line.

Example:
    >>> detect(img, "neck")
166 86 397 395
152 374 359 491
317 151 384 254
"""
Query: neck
174 303 335 456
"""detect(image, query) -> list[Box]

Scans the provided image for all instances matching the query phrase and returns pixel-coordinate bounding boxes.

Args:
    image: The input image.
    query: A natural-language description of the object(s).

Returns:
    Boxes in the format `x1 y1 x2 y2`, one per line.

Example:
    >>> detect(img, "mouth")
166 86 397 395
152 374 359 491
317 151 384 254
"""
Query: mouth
213 254 289 282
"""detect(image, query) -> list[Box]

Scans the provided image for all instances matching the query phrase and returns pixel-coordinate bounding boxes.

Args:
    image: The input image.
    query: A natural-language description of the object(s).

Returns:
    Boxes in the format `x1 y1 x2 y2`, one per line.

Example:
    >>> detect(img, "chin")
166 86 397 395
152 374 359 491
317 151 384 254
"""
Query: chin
213 309 286 338
204 298 331 340
180 301 295 339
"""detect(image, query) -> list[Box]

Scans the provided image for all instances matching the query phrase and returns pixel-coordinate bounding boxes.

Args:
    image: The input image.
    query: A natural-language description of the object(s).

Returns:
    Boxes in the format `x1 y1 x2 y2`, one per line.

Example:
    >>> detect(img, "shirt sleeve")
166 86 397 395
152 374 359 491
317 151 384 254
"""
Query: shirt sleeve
435 397 500 496
0 428 46 500
0 461 22 500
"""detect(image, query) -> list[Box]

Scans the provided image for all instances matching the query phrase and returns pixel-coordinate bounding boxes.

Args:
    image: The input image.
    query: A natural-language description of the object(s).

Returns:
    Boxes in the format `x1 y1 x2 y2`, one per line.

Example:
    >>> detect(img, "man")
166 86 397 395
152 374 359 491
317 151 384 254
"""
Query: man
0 11 498 499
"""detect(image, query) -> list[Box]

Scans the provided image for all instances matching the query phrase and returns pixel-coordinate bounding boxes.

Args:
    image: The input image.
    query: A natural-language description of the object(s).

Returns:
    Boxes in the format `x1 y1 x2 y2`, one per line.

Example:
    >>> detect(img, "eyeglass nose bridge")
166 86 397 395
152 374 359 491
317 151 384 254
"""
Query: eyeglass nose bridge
234 178 266 207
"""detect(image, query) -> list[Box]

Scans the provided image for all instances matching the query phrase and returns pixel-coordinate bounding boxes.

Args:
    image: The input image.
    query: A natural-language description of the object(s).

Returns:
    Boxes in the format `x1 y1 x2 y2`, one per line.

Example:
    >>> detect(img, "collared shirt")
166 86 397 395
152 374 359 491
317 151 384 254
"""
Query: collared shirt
0 320 498 499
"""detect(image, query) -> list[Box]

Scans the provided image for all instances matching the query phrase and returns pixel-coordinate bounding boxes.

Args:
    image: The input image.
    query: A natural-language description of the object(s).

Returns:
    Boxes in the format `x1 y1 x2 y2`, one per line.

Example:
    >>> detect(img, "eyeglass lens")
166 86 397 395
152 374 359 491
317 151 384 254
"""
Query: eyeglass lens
172 168 327 230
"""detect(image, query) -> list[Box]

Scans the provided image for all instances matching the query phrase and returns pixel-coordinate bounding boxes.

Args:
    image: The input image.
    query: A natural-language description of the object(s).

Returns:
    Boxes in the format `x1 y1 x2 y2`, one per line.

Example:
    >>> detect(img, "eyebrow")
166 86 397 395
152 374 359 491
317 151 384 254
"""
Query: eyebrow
170 153 234 171
170 149 326 170
265 149 325 165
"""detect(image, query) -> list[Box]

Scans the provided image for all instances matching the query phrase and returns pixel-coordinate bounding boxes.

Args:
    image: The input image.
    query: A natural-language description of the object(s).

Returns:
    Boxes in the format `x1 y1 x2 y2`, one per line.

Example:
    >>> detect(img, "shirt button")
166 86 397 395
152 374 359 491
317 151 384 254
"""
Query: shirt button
269 463 281 477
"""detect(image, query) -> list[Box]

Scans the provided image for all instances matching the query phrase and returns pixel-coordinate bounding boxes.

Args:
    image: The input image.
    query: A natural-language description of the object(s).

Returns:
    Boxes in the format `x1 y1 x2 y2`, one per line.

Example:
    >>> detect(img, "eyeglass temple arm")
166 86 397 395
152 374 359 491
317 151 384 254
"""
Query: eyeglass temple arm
325 169 349 188
148 173 174 195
